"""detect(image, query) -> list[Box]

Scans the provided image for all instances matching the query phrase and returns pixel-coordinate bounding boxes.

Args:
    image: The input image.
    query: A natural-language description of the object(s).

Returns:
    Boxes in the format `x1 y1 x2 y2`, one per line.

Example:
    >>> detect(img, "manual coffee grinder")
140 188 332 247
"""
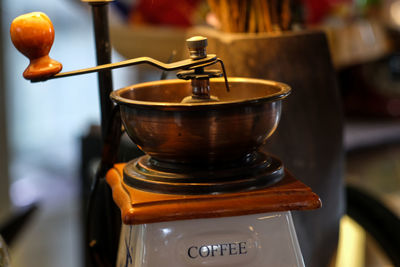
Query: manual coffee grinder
10 7 321 267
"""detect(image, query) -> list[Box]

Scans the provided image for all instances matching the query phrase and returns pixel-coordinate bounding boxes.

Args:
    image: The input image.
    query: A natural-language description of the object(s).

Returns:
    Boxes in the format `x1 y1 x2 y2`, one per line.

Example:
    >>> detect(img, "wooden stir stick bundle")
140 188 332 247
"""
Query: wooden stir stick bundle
207 0 292 33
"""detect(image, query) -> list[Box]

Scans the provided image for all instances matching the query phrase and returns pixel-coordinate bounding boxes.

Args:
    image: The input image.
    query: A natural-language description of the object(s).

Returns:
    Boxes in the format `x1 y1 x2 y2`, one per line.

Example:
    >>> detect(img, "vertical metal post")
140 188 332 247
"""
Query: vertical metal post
83 0 114 141
81 2 121 267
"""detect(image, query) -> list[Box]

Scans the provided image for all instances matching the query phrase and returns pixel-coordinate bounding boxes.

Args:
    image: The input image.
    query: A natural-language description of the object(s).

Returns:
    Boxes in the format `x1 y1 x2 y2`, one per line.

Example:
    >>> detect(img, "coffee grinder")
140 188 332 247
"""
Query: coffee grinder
10 4 321 266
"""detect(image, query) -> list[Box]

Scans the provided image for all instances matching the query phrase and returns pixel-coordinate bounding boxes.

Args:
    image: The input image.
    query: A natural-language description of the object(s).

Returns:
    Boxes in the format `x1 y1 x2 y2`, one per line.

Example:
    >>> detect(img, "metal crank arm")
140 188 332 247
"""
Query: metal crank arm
34 54 218 82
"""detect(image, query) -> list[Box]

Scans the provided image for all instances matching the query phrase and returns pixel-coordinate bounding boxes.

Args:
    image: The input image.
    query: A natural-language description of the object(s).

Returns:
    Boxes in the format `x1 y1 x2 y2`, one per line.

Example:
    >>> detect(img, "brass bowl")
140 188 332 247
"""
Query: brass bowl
110 77 290 165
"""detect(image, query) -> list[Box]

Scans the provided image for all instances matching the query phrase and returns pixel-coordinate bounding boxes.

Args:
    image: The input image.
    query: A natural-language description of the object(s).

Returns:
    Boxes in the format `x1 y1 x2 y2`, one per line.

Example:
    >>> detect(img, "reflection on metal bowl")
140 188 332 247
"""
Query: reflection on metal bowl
110 77 290 165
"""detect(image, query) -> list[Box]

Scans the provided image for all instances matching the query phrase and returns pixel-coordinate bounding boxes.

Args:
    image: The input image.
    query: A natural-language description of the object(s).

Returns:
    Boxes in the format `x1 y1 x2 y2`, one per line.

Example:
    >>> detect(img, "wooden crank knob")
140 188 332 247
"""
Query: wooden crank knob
10 12 62 80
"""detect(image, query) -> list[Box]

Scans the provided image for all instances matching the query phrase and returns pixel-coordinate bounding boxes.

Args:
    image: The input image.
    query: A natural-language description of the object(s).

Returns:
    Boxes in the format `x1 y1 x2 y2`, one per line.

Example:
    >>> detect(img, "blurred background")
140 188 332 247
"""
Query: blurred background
1 0 400 266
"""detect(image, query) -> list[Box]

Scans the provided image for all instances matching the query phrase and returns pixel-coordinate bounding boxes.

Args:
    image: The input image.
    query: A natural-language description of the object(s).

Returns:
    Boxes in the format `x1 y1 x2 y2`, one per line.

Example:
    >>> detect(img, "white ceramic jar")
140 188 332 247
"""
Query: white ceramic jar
117 211 305 267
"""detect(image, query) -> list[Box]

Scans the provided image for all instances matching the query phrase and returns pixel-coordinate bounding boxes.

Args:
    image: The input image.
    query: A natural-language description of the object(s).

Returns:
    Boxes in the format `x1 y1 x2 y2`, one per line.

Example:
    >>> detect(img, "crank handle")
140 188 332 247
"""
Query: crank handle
41 55 218 82
10 12 218 82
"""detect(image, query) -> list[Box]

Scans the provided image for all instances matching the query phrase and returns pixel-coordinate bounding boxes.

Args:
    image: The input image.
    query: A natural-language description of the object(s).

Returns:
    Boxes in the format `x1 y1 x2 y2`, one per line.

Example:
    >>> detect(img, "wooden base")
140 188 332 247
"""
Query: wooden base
106 163 321 225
